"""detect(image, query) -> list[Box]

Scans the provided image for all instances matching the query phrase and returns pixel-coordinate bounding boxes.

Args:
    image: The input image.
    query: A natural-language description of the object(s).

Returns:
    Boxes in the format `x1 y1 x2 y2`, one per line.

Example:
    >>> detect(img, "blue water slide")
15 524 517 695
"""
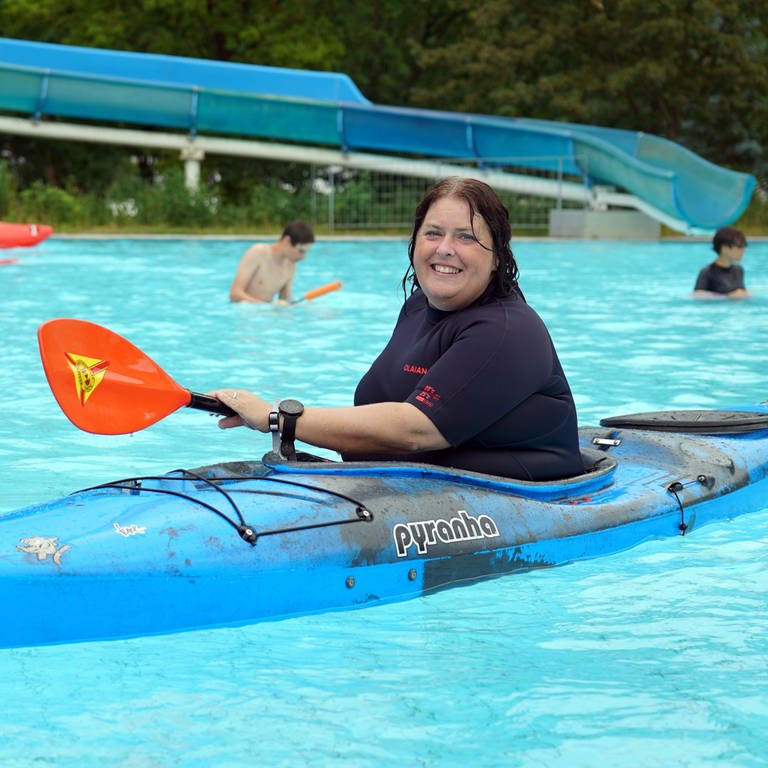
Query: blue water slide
0 37 755 230
0 36 369 104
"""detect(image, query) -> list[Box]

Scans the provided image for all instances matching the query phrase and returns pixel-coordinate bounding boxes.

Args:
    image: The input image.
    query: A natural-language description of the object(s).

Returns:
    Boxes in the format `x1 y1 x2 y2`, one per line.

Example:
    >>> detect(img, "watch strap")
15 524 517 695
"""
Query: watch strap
268 400 281 454
278 399 304 461
281 412 299 445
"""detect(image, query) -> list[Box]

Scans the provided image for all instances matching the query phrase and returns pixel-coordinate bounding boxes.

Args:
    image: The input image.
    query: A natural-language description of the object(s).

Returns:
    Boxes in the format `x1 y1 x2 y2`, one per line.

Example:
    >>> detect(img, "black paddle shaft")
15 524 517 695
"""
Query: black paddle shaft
188 391 237 416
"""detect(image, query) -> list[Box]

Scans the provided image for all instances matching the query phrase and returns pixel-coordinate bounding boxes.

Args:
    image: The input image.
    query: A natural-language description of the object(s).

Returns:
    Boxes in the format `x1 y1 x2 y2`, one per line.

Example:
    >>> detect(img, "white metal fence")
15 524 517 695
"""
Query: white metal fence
307 158 589 233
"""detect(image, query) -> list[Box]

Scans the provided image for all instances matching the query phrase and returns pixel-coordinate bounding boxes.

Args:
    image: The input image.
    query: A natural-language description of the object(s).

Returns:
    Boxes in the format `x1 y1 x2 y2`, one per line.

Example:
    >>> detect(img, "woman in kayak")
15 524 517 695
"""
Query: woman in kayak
213 177 583 481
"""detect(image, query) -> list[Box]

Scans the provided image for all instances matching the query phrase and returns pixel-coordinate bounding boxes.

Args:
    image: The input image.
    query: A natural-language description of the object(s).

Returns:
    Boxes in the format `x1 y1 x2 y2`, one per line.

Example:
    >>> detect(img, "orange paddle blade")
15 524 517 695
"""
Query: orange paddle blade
301 280 342 302
38 319 193 435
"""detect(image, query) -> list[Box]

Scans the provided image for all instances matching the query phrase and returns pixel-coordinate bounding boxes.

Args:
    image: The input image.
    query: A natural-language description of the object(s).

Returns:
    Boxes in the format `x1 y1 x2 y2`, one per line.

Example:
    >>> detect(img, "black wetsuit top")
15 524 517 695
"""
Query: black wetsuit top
694 262 745 294
347 287 583 481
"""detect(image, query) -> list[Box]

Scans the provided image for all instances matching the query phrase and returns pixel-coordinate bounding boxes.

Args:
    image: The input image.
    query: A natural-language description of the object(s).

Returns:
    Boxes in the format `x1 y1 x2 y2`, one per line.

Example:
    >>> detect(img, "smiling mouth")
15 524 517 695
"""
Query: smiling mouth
432 264 461 274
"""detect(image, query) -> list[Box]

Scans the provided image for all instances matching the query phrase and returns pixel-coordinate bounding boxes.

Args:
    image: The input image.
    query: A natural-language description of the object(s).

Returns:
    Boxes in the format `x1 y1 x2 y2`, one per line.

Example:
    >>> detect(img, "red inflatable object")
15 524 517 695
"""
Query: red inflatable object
0 221 54 248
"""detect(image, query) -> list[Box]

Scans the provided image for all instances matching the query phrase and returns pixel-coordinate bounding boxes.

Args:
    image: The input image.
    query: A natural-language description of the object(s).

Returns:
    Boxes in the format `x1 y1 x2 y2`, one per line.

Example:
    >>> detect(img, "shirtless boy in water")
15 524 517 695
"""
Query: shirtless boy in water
229 221 315 303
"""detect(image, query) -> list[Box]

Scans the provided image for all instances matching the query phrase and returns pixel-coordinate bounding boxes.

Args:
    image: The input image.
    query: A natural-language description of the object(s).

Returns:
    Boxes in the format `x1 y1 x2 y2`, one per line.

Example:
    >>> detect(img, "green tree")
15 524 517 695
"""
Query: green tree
0 0 468 103
0 0 347 70
0 160 11 217
407 0 768 176
2 0 767 214
319 0 472 105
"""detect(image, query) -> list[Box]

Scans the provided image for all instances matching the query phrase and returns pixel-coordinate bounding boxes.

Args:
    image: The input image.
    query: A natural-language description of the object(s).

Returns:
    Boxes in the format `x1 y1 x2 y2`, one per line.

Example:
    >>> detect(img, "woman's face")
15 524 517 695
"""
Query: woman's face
413 196 498 311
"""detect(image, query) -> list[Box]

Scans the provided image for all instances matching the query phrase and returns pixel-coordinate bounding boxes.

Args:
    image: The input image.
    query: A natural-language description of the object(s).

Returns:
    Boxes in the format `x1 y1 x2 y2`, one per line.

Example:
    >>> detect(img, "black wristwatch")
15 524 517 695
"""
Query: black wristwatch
269 399 304 460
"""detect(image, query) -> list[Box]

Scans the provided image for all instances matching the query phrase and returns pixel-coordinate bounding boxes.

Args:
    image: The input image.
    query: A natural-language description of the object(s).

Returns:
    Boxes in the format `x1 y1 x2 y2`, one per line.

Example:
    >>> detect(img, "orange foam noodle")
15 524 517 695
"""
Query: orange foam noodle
303 280 342 301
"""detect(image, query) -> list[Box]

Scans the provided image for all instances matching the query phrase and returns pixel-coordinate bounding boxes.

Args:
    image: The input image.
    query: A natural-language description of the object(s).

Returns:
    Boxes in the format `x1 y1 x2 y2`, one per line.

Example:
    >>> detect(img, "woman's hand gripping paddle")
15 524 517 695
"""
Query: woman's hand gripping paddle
293 280 342 303
37 318 234 435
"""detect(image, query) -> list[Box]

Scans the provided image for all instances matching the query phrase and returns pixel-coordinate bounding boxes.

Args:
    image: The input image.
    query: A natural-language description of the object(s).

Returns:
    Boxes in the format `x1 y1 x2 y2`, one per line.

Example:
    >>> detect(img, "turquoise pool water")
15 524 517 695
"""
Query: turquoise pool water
1 236 767 766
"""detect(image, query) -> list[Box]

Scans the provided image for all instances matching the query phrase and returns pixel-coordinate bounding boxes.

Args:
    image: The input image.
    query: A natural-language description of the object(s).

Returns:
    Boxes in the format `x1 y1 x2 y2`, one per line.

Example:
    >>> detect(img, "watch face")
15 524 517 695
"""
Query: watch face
279 399 304 416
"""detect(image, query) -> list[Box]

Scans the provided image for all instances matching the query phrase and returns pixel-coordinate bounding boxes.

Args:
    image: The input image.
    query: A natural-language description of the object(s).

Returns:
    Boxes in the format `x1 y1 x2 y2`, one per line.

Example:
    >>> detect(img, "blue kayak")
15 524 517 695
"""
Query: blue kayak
2 407 768 649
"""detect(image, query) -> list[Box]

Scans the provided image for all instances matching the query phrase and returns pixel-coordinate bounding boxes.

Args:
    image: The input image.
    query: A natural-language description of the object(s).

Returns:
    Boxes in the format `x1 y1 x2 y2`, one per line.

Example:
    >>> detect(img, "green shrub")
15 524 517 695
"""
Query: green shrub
103 169 222 229
247 180 313 227
17 182 83 226
0 160 11 218
737 181 768 233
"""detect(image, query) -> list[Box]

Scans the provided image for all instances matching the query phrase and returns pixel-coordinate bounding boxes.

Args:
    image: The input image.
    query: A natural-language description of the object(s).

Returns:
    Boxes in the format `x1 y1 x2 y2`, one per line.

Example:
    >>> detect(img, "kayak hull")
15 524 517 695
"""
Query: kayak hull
2 411 768 648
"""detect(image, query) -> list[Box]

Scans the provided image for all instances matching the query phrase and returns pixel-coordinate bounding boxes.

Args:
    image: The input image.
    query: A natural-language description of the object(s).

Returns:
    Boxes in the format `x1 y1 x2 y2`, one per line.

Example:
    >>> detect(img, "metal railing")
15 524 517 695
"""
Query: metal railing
307 159 588 233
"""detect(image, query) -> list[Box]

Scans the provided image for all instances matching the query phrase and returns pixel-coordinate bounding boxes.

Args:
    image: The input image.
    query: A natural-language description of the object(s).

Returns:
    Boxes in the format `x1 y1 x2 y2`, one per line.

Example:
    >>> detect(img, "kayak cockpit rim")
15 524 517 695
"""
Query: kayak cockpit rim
256 446 619 502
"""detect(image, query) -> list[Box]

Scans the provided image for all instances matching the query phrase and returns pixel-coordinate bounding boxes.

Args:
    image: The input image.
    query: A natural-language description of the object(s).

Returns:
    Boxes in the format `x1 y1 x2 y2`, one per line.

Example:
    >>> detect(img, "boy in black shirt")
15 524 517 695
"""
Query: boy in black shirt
693 227 750 299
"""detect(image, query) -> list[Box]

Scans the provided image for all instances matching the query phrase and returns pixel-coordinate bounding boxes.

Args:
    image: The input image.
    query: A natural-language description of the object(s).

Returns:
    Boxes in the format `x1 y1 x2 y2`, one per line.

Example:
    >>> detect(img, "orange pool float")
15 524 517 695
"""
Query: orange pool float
0 221 54 248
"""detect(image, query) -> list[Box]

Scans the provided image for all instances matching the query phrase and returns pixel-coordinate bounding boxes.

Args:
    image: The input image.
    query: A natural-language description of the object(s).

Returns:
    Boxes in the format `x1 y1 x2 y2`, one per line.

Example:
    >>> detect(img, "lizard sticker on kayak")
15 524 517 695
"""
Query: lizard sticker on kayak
393 509 500 557
17 536 71 565
65 353 109 406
